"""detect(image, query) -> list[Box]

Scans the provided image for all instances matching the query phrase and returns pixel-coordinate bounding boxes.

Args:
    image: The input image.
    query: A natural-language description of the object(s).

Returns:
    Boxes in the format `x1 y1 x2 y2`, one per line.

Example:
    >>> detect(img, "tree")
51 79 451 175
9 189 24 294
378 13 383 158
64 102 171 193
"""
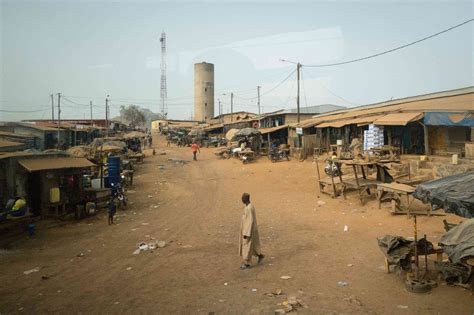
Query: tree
119 105 146 127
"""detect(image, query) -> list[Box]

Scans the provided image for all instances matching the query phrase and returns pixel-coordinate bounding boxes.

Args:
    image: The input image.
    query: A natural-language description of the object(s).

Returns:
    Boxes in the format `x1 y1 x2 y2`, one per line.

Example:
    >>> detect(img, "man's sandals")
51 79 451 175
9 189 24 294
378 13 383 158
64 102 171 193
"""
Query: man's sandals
240 254 265 270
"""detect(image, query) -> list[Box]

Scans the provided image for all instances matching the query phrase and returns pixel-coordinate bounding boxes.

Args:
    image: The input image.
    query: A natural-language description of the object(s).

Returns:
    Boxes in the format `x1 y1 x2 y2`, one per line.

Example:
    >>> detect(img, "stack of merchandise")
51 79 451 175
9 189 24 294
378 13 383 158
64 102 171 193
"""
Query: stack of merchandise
363 124 384 151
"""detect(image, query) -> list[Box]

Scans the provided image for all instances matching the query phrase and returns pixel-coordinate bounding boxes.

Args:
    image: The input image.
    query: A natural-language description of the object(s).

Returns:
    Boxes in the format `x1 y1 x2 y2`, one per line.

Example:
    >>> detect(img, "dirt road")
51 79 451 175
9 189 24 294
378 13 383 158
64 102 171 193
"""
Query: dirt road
1 136 473 314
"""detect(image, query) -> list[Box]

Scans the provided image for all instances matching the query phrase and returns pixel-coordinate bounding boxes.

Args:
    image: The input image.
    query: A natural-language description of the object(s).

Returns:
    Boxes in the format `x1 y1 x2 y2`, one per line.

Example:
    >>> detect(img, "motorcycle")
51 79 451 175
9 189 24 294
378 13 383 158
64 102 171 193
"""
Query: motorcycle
324 160 342 177
110 181 128 208
269 148 290 162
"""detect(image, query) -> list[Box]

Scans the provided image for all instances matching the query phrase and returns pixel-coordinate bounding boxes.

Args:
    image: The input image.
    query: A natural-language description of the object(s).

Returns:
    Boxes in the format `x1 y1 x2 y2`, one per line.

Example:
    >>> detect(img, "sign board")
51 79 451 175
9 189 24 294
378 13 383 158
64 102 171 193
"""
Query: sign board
296 127 303 135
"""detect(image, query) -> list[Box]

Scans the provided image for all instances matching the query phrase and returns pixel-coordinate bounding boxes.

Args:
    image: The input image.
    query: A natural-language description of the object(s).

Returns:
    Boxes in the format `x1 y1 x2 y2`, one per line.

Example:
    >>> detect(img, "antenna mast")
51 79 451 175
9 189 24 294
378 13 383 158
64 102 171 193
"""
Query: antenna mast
159 32 167 118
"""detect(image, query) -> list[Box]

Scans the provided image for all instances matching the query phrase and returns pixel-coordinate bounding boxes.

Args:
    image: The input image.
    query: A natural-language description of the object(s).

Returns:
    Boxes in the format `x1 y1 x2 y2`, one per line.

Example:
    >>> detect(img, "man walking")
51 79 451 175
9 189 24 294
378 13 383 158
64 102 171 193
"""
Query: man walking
191 141 200 161
239 193 264 269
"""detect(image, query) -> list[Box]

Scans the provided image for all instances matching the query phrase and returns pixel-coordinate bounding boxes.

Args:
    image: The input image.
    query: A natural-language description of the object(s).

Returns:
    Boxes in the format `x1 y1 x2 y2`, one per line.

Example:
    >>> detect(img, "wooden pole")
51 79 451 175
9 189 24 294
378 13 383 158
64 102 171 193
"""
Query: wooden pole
423 124 429 155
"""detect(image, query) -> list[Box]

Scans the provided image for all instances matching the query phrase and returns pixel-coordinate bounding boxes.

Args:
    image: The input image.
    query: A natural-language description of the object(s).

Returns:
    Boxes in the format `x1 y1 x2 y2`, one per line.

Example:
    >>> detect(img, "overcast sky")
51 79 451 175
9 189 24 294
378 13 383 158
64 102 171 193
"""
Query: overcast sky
0 0 472 121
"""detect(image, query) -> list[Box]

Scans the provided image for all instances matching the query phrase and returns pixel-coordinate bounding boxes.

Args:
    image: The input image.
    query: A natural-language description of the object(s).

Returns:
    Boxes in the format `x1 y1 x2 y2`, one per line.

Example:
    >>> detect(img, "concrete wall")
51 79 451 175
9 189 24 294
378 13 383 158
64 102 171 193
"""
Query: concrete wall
194 62 214 122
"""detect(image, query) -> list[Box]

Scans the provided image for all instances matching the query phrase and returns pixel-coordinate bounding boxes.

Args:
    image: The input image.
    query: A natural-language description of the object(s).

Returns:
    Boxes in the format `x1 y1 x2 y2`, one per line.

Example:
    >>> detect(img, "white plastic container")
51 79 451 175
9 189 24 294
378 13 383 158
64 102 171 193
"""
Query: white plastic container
336 139 343 146
452 154 459 165
91 178 102 189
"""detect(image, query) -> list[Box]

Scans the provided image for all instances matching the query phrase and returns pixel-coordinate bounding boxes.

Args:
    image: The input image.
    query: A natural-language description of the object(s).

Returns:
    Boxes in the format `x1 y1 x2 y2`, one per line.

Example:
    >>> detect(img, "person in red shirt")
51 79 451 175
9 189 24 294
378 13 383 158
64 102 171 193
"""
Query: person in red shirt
191 141 200 161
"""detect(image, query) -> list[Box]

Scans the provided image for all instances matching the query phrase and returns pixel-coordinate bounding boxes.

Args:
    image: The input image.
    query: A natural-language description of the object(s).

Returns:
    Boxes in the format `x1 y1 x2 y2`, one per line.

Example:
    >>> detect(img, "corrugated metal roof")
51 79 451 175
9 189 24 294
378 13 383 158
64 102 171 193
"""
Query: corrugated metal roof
0 152 36 160
17 123 58 131
19 157 95 172
0 131 34 138
316 120 352 128
0 140 25 148
203 124 224 132
259 124 289 134
311 88 473 121
374 112 424 126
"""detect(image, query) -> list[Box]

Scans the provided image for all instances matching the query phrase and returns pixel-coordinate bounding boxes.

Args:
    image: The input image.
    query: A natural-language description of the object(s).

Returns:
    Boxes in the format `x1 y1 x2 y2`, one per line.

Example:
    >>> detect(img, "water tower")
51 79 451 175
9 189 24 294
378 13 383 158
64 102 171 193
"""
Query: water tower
194 62 214 121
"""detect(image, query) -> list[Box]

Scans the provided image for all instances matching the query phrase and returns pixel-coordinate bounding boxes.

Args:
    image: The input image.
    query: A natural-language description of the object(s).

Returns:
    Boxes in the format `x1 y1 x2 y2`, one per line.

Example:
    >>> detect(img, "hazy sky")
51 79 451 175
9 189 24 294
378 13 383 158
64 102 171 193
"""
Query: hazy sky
1 0 472 121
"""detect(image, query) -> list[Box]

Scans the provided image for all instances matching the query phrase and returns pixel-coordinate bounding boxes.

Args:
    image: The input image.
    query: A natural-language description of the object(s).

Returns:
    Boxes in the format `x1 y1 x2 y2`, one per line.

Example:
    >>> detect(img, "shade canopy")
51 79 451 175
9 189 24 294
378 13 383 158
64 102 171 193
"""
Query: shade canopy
19 157 95 172
374 112 424 126
259 124 289 134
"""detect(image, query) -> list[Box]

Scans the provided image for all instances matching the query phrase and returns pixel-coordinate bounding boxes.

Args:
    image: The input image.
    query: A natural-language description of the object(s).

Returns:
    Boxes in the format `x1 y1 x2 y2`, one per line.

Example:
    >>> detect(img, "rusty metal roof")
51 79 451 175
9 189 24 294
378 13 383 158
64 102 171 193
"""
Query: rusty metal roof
374 112 424 126
259 124 289 134
0 140 25 148
19 157 95 172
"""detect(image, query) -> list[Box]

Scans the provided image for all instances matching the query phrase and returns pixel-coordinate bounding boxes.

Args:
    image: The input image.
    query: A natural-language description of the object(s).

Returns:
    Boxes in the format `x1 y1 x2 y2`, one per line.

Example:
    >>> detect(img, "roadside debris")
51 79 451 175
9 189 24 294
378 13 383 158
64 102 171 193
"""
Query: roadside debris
280 294 309 312
343 295 362 306
317 200 326 207
265 289 283 297
23 267 40 275
337 281 348 287
280 275 292 280
133 240 166 254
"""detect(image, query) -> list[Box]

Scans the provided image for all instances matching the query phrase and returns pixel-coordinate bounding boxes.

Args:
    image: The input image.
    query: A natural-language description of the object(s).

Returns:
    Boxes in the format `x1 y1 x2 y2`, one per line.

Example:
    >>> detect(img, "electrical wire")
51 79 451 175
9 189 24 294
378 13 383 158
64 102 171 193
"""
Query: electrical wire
303 68 360 105
304 18 473 67
0 107 50 113
301 68 308 108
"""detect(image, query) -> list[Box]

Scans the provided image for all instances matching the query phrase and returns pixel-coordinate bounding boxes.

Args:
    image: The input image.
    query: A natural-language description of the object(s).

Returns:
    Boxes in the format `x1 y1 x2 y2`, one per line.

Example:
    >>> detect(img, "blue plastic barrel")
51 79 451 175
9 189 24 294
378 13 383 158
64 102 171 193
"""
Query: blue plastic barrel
107 156 121 186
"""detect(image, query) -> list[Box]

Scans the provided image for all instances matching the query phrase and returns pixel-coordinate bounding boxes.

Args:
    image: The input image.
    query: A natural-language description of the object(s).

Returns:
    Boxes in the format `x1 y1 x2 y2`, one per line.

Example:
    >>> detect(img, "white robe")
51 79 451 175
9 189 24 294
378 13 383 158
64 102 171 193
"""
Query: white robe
239 203 261 262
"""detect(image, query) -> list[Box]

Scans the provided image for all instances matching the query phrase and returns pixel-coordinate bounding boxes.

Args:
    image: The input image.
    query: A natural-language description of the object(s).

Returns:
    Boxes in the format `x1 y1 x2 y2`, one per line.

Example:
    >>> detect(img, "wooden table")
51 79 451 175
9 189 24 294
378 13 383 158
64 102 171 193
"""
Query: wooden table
342 161 386 205
377 182 416 216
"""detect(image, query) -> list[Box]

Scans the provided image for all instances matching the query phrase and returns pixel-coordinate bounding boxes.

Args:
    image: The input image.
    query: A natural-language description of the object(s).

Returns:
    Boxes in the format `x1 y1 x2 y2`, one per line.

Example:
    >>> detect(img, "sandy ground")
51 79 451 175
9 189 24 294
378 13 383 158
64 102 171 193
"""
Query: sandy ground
0 136 473 314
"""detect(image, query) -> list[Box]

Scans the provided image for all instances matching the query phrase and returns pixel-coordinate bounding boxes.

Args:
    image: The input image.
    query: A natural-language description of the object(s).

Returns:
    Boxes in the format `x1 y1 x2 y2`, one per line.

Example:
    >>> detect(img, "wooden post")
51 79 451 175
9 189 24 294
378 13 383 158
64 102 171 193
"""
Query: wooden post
326 128 330 152
267 133 271 158
423 124 430 155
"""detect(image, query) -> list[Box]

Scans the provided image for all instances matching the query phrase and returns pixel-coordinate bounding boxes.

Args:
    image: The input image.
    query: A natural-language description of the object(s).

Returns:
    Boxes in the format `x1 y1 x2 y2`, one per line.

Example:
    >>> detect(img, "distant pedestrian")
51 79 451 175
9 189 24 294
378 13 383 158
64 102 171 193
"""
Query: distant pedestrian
166 134 171 147
108 199 117 225
239 193 264 269
191 141 200 161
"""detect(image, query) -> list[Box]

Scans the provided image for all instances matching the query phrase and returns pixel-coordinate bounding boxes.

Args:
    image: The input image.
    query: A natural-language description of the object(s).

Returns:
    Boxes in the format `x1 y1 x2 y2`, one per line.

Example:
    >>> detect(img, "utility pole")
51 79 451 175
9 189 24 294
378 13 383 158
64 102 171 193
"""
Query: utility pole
57 93 61 149
297 63 301 123
280 59 302 122
230 92 234 122
105 95 109 136
90 101 93 126
218 98 222 122
51 94 55 121
257 86 261 115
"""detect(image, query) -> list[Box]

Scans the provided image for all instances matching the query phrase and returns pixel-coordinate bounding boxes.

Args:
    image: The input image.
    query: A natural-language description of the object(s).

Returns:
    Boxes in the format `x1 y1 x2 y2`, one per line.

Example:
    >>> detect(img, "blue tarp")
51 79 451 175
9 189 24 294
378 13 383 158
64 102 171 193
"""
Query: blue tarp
424 112 474 127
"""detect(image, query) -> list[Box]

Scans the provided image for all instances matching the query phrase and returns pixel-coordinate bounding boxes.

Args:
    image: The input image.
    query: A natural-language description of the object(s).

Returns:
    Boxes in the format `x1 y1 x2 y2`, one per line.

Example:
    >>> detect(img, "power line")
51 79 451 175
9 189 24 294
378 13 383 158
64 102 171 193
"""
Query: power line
62 97 102 108
301 68 308 108
304 18 473 67
303 68 360 105
0 108 49 113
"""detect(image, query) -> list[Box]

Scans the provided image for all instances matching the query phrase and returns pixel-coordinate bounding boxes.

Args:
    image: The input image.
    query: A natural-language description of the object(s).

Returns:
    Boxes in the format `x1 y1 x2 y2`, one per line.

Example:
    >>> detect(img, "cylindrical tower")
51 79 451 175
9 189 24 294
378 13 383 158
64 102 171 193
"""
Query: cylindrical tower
194 62 214 121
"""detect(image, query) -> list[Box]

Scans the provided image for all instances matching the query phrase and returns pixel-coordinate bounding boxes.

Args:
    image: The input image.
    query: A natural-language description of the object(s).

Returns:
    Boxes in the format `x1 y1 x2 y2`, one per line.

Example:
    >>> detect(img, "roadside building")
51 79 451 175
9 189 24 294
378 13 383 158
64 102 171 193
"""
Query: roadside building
0 152 95 218
290 86 474 158
210 111 256 124
0 122 63 150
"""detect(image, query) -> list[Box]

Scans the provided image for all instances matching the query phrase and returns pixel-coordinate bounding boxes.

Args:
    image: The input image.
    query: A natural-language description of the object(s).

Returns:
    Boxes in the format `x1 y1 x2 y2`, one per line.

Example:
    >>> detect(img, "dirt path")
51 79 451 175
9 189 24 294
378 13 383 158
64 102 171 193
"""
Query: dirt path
0 136 473 314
